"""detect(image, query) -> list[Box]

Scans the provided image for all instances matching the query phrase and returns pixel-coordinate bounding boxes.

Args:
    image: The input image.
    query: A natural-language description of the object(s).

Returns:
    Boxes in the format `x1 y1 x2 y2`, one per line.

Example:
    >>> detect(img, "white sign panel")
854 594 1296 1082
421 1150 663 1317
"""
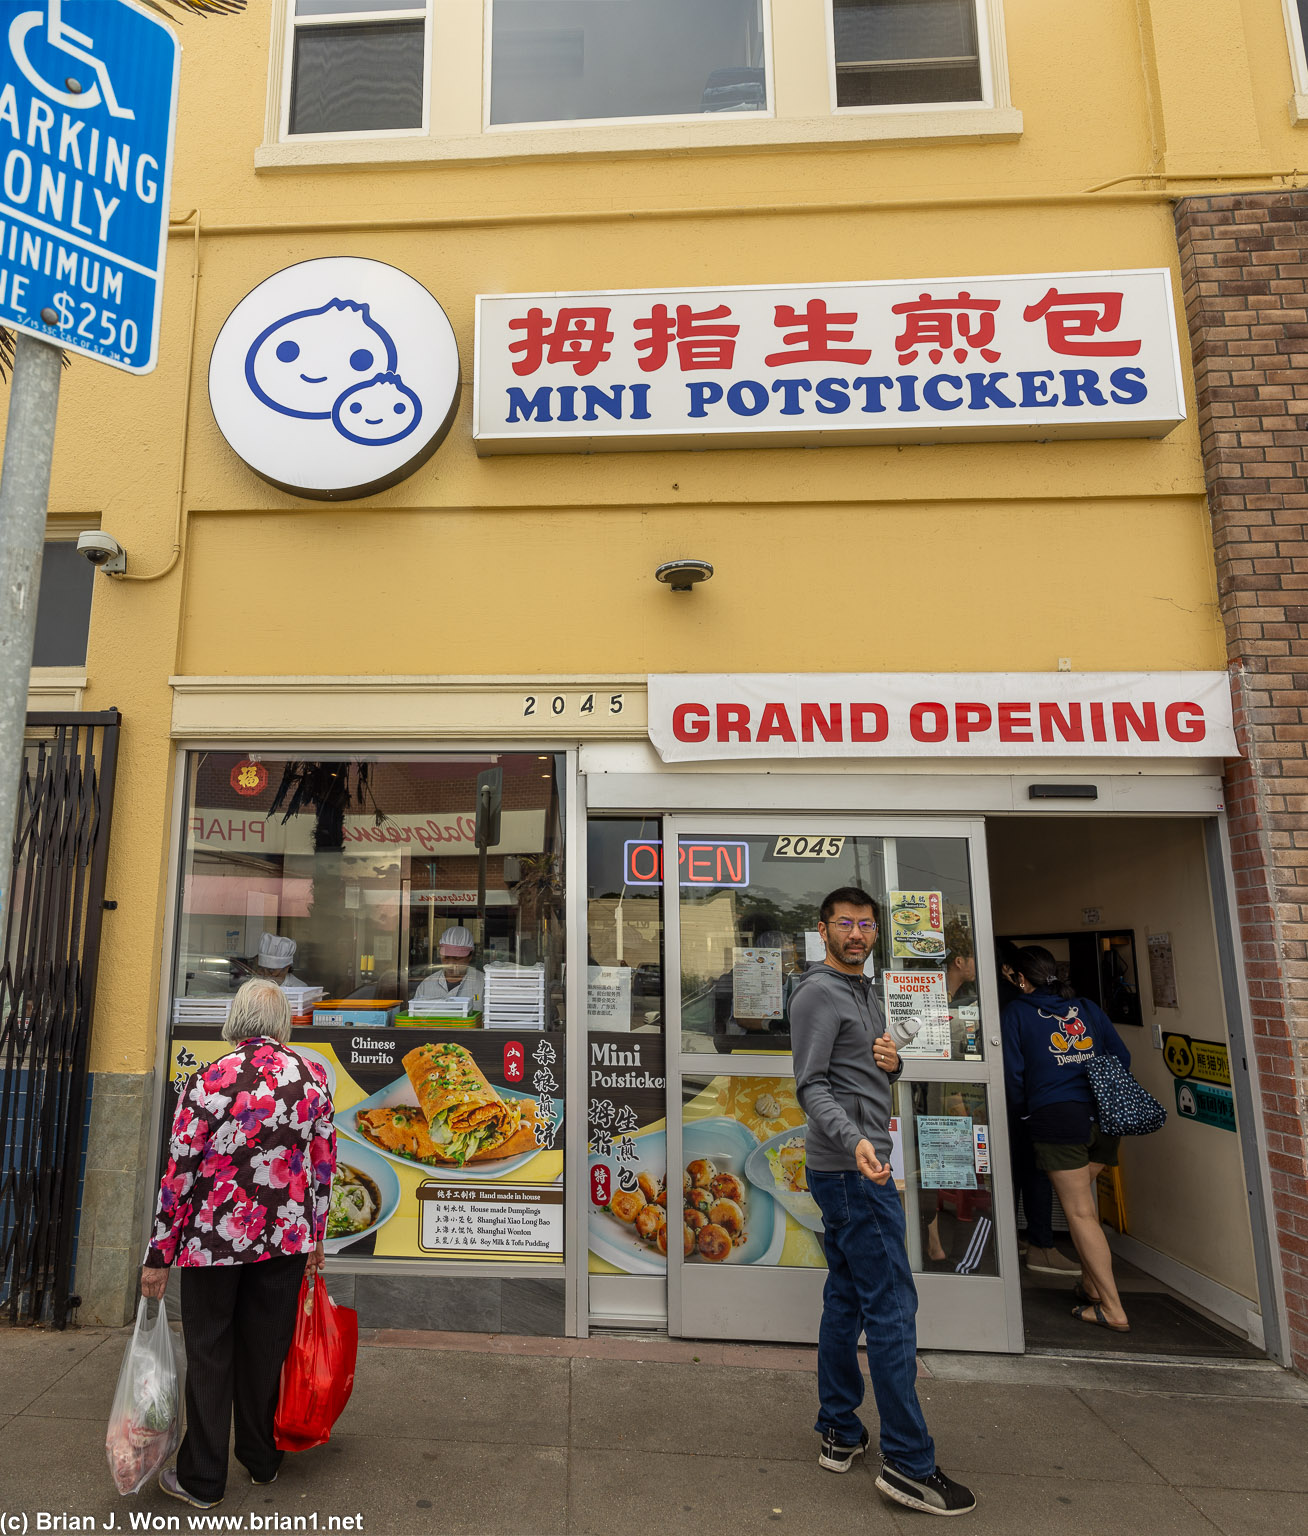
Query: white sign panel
474 270 1184 453
647 673 1237 761
885 972 952 1059
209 258 460 500
586 965 633 1030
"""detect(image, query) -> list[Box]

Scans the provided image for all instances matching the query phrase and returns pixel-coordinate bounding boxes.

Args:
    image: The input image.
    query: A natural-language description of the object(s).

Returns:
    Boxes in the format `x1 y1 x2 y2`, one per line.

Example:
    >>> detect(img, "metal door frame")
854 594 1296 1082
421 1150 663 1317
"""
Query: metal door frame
662 812 1023 1353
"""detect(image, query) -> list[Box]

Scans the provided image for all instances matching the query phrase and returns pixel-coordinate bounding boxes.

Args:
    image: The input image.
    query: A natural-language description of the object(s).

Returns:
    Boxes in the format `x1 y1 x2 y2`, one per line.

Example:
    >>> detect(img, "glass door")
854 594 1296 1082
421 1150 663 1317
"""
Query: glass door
663 815 1022 1352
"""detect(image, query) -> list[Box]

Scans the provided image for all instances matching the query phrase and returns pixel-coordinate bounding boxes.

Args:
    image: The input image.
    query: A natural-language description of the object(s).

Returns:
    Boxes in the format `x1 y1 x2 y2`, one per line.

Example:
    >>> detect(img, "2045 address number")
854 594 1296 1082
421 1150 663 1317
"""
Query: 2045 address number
523 692 625 718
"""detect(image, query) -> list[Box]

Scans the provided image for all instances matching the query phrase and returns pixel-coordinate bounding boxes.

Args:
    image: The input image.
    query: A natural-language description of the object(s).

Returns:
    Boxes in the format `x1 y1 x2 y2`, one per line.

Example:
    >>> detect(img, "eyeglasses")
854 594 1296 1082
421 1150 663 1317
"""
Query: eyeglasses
829 919 877 934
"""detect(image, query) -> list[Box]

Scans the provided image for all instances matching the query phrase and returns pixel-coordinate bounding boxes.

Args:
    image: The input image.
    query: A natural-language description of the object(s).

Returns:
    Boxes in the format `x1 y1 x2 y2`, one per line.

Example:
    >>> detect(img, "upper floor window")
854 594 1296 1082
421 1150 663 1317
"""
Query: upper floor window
34 541 94 668
488 0 768 128
286 0 430 137
831 0 984 109
268 0 1016 157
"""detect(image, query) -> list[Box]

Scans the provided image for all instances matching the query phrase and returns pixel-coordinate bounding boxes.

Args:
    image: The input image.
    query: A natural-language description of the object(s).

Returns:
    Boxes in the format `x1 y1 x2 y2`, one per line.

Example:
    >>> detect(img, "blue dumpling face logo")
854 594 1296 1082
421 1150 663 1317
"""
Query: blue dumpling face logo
332 372 423 446
211 257 460 500
244 299 401 422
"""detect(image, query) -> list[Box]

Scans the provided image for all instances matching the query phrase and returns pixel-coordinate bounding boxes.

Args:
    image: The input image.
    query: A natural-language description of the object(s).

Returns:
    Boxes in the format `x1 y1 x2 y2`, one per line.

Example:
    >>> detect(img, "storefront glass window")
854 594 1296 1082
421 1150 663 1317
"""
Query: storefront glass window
676 833 982 1061
586 817 664 1034
167 750 566 1266
489 0 767 127
674 1074 998 1278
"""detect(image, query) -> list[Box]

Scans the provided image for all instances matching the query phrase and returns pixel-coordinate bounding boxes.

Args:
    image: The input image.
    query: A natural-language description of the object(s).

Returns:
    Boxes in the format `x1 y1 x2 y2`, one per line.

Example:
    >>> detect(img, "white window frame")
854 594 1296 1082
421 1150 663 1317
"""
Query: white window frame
825 0 999 117
274 0 434 144
1280 0 1308 123
259 0 1018 168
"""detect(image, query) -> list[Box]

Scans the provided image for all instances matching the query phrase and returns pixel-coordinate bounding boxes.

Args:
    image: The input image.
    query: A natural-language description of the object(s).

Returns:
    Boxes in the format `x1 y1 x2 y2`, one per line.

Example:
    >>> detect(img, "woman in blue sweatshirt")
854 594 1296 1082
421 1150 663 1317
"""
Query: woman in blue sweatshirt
1000 946 1133 1332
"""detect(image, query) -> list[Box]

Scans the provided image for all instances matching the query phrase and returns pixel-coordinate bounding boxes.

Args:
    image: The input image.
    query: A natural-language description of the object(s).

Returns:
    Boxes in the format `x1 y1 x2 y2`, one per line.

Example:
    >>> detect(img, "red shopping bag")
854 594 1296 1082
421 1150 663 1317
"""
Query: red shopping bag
274 1274 358 1452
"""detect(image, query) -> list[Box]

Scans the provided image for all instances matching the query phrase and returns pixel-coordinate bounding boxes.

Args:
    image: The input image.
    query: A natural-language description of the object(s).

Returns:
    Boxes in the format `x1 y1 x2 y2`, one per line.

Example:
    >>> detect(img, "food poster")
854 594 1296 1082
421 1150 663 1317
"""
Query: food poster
165 1027 564 1262
731 946 785 1020
889 890 945 960
885 971 952 1058
587 1032 668 1274
681 1076 827 1269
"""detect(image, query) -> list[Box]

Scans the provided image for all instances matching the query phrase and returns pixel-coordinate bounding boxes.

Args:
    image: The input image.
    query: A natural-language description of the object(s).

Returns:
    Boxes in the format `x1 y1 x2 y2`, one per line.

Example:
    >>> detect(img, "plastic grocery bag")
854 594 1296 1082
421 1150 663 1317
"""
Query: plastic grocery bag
274 1273 358 1453
106 1296 182 1495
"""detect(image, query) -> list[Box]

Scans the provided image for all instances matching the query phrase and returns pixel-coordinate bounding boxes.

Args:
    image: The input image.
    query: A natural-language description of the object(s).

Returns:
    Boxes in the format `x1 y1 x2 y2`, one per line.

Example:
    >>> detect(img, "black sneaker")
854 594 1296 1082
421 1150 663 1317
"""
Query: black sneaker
875 1462 975 1516
818 1425 869 1473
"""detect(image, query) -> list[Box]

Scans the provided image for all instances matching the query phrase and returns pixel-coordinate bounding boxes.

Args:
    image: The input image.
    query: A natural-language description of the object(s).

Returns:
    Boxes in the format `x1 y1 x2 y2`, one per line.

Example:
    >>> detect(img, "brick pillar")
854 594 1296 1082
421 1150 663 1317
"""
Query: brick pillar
1175 191 1308 1370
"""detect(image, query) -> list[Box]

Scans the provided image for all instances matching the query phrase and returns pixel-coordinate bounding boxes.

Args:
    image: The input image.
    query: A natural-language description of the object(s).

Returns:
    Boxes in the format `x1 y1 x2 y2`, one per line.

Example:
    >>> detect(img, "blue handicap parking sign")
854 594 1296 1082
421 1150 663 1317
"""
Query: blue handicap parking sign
0 0 179 373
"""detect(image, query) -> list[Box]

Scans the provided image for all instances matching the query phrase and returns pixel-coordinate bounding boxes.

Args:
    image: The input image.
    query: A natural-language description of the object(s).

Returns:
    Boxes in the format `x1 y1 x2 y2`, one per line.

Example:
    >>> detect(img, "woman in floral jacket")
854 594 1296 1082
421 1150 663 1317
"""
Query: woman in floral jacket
141 977 336 1510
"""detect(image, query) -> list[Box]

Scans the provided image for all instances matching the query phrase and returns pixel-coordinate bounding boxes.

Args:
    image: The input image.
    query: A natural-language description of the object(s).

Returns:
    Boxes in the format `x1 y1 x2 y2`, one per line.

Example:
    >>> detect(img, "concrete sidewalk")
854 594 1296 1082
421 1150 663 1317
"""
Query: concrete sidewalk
1 1323 1306 1536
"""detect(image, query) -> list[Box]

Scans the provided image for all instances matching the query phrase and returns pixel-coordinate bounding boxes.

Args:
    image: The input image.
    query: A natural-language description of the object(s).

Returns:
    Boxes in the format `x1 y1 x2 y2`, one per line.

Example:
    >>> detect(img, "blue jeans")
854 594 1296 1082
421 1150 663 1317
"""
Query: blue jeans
808 1167 936 1479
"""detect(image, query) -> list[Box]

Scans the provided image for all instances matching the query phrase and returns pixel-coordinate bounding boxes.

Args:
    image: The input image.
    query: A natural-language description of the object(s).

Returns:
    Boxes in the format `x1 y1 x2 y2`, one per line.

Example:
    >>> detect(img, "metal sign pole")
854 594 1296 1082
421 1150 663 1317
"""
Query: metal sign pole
0 333 64 928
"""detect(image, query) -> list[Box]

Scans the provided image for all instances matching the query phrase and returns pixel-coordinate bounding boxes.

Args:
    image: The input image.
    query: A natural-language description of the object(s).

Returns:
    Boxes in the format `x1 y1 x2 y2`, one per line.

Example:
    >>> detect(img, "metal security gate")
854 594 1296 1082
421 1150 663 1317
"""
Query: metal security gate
0 711 120 1326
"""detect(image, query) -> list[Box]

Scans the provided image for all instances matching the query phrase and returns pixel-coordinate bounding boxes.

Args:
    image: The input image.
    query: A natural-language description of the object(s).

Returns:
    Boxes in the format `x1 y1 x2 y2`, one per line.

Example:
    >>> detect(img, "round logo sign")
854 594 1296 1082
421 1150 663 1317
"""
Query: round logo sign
208 258 460 501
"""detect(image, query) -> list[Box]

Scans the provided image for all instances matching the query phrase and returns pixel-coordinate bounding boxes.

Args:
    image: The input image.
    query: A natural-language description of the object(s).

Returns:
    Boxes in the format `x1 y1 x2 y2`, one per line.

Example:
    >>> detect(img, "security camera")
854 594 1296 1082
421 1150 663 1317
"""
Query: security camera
75 530 126 574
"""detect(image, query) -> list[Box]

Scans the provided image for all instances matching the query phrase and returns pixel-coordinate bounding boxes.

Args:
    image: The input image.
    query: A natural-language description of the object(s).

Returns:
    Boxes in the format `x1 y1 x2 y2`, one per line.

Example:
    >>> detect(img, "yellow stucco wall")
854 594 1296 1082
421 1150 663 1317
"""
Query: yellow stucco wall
11 0 1308 1073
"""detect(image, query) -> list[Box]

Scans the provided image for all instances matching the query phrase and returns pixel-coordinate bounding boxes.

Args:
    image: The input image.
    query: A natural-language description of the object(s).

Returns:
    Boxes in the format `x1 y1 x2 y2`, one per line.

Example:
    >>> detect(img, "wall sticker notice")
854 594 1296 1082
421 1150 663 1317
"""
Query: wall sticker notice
884 971 951 1058
1174 1079 1237 1133
1148 932 1178 1009
1163 1033 1230 1086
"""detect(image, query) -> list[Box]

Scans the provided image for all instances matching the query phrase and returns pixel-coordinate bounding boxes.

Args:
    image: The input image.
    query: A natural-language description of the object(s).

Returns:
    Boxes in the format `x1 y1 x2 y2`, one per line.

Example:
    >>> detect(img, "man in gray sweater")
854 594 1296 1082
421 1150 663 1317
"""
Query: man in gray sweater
791 886 975 1518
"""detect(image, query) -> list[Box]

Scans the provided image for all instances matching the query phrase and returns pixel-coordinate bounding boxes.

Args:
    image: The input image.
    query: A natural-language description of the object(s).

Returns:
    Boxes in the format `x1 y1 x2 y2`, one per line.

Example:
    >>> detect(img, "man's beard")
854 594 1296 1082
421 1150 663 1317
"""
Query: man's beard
829 937 867 967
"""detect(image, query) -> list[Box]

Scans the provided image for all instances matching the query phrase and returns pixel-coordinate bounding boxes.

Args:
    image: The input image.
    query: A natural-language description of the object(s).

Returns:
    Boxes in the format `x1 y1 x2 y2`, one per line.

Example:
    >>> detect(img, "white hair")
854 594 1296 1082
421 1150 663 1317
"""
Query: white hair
223 977 292 1046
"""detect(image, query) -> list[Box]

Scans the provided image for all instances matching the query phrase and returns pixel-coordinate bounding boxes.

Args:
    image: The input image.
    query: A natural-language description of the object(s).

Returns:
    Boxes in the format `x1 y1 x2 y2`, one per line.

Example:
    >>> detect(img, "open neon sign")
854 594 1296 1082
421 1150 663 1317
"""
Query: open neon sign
624 839 750 888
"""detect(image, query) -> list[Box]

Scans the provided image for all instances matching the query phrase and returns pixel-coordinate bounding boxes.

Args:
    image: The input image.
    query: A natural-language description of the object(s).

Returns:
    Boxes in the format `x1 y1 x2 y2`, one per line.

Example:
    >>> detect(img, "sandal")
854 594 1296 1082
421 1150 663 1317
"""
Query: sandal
1072 1302 1130 1334
1073 1282 1101 1308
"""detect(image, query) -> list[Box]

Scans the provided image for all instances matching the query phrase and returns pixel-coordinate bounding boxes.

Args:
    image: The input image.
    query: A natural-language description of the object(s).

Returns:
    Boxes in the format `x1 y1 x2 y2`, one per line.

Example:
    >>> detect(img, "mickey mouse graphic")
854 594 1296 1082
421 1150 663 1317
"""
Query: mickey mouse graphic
1042 1001 1097 1056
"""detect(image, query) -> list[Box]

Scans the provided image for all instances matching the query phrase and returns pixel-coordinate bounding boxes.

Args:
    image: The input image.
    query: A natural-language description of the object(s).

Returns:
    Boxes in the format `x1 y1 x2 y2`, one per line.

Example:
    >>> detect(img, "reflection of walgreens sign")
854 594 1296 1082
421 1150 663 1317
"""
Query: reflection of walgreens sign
625 839 750 888
647 673 1238 761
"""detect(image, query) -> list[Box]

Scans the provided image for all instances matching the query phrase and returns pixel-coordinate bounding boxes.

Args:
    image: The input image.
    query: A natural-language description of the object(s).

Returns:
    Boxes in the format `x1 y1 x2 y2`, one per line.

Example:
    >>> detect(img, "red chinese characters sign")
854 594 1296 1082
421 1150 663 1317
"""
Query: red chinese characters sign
230 760 268 797
474 270 1183 453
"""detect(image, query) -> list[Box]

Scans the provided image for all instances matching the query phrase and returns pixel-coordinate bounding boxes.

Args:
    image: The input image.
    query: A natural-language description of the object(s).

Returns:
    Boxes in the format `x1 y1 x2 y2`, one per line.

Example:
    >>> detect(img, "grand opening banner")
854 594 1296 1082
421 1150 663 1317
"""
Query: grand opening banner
474 270 1185 453
647 672 1238 761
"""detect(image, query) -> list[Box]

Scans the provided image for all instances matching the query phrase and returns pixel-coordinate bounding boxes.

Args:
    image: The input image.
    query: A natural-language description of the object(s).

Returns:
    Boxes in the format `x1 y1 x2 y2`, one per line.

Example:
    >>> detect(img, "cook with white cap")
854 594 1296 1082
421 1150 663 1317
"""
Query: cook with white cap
412 925 484 1010
254 932 308 988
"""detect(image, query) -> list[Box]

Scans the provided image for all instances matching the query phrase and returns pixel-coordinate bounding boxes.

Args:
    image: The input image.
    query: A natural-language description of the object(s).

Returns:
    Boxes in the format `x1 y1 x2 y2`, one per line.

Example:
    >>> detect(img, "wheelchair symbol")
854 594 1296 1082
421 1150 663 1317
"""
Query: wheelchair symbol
9 0 136 120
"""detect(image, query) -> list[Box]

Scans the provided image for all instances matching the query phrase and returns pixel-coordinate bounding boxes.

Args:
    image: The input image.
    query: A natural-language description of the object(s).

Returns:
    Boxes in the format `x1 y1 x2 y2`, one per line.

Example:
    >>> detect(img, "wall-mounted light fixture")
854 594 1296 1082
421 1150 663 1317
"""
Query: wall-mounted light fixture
655 558 713 592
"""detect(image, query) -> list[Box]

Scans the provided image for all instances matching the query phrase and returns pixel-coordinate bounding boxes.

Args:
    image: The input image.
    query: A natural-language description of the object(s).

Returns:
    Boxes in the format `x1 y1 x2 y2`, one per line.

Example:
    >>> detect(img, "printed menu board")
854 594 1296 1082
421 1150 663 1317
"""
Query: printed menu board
885 971 952 1058
732 946 784 1020
889 890 945 960
164 1026 564 1262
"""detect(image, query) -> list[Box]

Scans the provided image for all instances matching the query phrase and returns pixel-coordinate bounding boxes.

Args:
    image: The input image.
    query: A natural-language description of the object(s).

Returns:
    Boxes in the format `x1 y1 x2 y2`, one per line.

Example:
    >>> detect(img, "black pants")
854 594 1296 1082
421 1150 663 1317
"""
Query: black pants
1008 1115 1055 1249
177 1255 308 1502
